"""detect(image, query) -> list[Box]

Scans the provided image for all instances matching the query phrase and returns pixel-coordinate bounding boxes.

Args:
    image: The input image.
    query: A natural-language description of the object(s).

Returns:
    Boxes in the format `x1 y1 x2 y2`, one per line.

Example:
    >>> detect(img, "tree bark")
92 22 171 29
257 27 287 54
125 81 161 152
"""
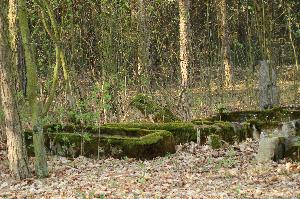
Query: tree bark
35 0 73 112
0 4 30 180
8 0 18 88
137 0 150 92
218 0 233 87
18 0 48 178
287 4 299 102
178 0 192 121
130 0 150 92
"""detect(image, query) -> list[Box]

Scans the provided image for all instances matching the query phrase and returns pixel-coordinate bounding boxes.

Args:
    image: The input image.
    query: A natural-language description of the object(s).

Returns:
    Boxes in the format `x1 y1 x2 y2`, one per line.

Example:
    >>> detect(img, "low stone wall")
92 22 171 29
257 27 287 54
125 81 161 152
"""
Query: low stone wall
23 108 300 160
105 121 252 145
25 125 175 159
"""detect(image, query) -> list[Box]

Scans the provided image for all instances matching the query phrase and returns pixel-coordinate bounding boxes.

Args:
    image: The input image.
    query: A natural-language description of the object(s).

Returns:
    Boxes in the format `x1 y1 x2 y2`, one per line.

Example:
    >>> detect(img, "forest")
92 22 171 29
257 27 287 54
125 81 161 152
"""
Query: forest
0 0 300 198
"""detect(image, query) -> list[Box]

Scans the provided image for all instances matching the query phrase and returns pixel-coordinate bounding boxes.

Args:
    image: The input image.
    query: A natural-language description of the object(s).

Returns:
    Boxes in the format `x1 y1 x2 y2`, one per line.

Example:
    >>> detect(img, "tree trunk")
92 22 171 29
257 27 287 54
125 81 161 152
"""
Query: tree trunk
18 0 48 178
35 0 73 111
0 4 30 180
137 0 150 92
259 60 279 109
8 0 19 88
178 0 192 121
287 5 299 102
218 0 233 87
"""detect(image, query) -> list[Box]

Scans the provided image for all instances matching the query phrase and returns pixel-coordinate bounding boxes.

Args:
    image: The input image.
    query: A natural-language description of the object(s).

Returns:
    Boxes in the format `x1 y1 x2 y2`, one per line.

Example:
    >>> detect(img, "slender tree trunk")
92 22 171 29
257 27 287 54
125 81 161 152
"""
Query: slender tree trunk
42 45 60 115
287 7 298 72
34 0 73 110
8 0 18 88
44 0 72 101
287 5 299 102
18 0 48 178
218 0 233 87
254 0 279 109
137 0 150 92
0 5 30 180
178 0 192 121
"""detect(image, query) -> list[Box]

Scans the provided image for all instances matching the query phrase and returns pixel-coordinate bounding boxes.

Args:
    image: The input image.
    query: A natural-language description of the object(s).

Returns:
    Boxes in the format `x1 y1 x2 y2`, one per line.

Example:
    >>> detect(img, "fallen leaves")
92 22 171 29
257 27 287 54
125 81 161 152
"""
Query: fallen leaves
0 139 300 198
285 162 300 173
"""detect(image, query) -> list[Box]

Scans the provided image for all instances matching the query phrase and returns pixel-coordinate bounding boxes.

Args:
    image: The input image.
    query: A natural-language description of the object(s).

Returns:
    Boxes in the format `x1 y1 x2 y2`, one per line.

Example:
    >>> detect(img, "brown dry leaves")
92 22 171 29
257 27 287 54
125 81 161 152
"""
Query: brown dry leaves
1 139 300 198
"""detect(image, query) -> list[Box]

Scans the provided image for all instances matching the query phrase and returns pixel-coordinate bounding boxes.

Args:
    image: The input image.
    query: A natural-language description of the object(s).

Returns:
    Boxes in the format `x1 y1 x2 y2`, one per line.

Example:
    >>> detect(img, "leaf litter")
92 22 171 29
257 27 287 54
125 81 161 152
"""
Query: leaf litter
0 139 300 198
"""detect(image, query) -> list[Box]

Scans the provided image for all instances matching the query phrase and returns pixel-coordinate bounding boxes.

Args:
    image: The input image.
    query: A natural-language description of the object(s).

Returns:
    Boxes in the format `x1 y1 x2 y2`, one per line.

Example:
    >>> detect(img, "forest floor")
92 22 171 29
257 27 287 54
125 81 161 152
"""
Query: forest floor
1 140 300 199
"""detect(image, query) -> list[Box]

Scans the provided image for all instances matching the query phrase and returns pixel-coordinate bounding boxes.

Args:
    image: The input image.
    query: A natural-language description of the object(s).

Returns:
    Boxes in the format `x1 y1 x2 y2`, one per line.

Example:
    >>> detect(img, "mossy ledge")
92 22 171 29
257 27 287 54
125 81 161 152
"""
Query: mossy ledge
193 107 300 133
25 126 175 160
198 107 300 123
105 122 197 144
25 120 252 159
105 121 252 145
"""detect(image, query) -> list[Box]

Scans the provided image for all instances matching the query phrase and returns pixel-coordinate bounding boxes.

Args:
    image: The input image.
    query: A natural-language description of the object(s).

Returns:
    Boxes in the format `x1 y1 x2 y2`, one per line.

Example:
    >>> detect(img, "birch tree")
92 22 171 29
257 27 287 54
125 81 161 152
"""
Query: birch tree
178 0 192 121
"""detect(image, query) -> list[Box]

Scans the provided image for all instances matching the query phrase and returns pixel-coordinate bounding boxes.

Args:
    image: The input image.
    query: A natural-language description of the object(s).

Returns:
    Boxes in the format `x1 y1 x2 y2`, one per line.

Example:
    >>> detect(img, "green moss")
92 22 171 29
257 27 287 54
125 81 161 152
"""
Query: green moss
25 119 257 159
191 120 214 125
106 121 251 145
42 124 153 138
246 119 282 132
205 107 300 123
24 127 175 159
240 122 252 140
106 130 175 159
195 122 241 144
195 124 220 143
215 122 237 142
208 134 221 149
130 94 179 122
105 122 197 144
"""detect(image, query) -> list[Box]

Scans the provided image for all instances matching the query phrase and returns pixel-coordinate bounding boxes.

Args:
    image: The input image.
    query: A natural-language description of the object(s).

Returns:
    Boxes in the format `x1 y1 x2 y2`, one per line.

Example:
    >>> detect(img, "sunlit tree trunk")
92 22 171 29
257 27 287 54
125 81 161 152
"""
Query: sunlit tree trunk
8 0 18 88
178 0 192 121
137 0 150 92
18 0 48 178
218 0 233 87
245 0 255 106
0 4 30 180
131 0 150 92
287 4 299 102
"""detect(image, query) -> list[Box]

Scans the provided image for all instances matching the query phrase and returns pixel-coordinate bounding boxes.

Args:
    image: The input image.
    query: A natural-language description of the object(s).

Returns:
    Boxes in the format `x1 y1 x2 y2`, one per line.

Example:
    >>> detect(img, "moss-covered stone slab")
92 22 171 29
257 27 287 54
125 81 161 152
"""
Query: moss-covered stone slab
43 124 151 137
195 107 300 123
25 125 175 160
194 121 252 144
105 122 196 144
130 94 179 122
105 121 252 145
194 107 300 135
